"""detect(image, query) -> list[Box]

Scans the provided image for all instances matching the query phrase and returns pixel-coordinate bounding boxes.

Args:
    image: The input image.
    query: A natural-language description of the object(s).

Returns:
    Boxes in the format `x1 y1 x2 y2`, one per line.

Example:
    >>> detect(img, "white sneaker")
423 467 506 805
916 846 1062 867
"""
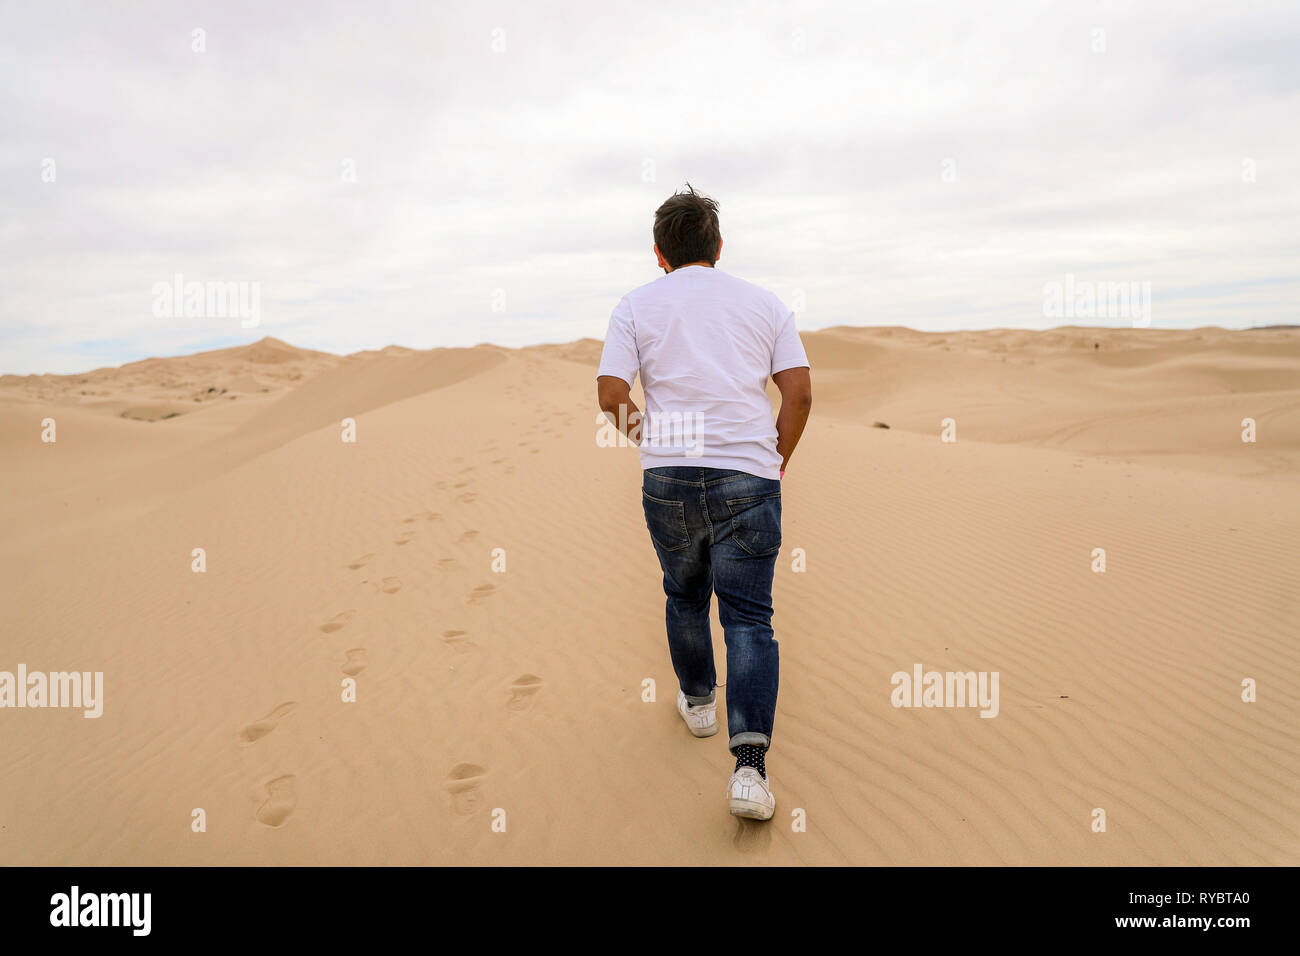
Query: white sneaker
677 690 718 737
726 766 775 820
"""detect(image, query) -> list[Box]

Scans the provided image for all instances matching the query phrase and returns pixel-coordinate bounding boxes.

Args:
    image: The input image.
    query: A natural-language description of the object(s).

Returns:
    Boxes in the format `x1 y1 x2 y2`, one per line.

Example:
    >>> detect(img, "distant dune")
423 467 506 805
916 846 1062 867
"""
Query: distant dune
1 326 1297 864
0 337 340 421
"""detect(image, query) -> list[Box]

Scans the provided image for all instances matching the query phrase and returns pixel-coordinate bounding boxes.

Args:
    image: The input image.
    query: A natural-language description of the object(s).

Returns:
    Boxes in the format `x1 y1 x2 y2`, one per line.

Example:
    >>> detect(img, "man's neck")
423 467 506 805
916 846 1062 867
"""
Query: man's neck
667 261 714 273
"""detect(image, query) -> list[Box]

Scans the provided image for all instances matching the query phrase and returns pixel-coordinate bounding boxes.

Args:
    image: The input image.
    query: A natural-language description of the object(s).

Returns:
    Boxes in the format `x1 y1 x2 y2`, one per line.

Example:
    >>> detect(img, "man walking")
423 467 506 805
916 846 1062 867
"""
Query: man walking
596 184 813 820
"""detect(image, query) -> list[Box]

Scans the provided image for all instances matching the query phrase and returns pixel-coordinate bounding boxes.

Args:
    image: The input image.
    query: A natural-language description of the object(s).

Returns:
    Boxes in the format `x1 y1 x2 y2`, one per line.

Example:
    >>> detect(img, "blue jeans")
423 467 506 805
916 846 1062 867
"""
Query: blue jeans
641 467 782 752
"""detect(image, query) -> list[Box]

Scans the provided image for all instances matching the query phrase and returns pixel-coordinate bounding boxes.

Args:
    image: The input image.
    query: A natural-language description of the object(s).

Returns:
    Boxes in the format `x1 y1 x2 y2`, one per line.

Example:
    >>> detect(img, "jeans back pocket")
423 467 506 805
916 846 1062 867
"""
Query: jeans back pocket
725 492 782 556
642 490 690 552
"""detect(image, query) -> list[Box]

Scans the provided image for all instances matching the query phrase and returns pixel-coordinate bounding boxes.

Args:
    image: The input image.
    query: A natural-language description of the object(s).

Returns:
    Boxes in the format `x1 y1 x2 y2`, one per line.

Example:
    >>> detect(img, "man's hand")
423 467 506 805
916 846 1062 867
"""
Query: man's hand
772 366 812 473
597 375 643 446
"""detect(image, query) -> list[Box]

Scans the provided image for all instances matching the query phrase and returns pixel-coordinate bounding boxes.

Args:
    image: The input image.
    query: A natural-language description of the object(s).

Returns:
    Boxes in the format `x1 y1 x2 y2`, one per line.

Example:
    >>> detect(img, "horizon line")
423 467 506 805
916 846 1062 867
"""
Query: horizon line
6 321 1299 380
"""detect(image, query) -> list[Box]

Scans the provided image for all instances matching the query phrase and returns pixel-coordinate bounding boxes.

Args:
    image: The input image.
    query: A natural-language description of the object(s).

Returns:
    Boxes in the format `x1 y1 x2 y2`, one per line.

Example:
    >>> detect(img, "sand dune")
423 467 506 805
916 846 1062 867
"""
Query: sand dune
805 326 1300 478
1 326 1296 864
0 336 339 422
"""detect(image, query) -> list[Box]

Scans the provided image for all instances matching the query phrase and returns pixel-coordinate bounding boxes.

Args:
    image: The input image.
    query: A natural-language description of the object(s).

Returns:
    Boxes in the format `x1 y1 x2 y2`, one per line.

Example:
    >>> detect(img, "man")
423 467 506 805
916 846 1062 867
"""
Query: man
596 184 813 820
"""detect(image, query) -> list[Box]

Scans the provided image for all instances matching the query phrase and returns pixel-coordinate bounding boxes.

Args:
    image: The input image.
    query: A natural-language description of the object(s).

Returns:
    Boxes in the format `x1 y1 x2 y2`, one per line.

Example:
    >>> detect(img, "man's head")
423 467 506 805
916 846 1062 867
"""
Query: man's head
653 183 722 272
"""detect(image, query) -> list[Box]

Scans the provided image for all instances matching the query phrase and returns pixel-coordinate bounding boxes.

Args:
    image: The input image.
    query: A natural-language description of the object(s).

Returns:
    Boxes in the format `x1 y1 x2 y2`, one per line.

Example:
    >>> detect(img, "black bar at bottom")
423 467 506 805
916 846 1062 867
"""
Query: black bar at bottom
0 865 1283 941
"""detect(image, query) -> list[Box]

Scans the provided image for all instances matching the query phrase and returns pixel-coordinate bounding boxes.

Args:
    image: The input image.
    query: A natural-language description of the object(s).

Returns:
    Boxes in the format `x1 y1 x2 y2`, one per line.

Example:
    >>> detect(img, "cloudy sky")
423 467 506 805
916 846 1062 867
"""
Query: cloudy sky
1 0 1297 374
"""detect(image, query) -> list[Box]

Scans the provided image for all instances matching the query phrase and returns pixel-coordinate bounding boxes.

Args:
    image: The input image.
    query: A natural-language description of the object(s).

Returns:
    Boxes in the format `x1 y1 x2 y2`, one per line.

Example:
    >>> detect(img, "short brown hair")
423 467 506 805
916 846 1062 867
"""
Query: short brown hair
653 183 721 269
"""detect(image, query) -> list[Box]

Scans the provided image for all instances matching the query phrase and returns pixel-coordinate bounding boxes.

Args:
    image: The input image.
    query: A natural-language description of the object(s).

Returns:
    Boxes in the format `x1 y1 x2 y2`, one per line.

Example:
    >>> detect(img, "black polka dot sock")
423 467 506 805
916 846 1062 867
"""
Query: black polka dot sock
733 744 767 778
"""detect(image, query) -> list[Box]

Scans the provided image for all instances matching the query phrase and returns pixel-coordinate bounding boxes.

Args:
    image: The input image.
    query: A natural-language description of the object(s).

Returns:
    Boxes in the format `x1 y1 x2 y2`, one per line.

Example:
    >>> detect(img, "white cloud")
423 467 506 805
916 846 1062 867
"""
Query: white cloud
1 0 1298 372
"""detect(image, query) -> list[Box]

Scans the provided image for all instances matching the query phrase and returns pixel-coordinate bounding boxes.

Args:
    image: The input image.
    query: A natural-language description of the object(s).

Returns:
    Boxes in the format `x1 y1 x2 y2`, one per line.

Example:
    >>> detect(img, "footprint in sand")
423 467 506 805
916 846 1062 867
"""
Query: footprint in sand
441 629 475 652
255 775 298 828
395 531 415 545
437 557 459 572
380 576 402 595
341 648 367 676
458 530 479 543
238 702 297 744
490 458 507 465
457 492 478 503
320 610 356 634
458 466 476 474
507 674 543 711
403 511 441 523
346 553 375 570
732 815 774 852
453 481 470 489
444 763 487 815
467 583 496 605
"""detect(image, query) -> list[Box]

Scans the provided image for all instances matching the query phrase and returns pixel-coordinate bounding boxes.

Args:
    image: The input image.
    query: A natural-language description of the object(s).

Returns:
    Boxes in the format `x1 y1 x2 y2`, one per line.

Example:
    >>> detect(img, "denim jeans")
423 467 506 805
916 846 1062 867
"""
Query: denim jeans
641 466 782 752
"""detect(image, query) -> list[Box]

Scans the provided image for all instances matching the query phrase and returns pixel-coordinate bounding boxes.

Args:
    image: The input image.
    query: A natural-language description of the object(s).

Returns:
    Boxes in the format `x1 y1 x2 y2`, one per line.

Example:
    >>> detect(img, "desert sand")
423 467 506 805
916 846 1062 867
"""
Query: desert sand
1 325 1297 865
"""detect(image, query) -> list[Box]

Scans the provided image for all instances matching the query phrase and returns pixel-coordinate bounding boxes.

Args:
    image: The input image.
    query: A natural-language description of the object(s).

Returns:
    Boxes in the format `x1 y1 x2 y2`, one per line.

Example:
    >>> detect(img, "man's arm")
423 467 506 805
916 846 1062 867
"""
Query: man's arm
772 366 812 473
597 375 642 445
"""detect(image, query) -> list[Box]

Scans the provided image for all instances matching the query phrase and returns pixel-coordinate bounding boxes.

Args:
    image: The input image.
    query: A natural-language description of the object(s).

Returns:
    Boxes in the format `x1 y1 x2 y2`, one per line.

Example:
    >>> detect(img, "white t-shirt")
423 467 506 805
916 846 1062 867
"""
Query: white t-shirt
597 265 810 480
